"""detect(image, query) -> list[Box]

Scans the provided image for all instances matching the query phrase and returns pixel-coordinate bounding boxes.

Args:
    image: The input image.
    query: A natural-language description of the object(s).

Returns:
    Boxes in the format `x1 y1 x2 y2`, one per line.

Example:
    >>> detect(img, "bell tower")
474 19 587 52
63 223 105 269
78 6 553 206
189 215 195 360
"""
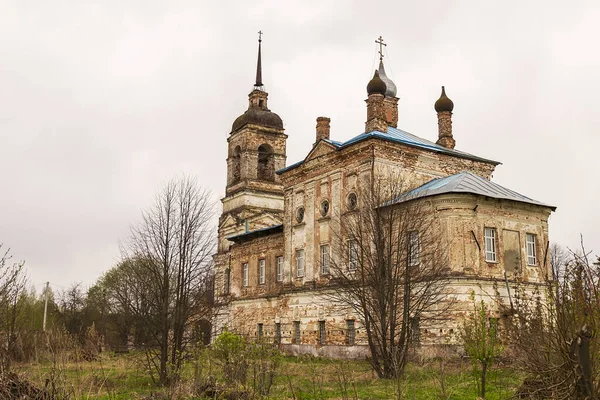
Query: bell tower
219 32 288 252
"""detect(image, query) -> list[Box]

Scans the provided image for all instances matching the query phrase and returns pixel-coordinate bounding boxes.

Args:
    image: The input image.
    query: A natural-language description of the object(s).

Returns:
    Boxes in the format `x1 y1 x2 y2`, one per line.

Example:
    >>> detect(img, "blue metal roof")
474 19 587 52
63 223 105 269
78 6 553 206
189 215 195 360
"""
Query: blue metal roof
386 171 556 210
227 224 284 243
277 127 500 174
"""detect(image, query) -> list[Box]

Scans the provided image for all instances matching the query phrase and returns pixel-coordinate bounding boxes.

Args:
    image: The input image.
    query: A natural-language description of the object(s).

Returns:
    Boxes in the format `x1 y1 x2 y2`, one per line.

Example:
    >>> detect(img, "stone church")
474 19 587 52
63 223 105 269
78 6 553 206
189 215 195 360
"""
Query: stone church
212 37 555 357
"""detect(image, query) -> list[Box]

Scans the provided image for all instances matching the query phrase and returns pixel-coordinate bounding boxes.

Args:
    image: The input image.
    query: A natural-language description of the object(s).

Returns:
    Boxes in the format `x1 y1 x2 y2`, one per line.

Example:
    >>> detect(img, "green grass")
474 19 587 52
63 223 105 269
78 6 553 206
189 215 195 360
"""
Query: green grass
15 351 523 399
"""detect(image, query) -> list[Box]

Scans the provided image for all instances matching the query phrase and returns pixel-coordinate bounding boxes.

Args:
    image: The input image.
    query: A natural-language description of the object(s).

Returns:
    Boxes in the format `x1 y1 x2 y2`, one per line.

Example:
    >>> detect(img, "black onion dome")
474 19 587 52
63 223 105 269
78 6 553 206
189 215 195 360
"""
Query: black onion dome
232 108 283 132
434 86 454 112
367 70 387 96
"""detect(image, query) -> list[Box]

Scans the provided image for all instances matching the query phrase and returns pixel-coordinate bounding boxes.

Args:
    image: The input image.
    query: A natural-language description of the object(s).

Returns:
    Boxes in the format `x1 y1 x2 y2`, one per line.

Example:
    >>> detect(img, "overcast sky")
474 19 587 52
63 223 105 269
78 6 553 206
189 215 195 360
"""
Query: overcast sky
1 1 598 291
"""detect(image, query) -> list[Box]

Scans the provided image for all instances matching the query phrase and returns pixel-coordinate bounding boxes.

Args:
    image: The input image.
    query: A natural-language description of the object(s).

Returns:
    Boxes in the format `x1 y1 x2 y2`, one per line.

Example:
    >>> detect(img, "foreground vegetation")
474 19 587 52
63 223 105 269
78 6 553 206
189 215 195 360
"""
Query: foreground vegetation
16 350 522 399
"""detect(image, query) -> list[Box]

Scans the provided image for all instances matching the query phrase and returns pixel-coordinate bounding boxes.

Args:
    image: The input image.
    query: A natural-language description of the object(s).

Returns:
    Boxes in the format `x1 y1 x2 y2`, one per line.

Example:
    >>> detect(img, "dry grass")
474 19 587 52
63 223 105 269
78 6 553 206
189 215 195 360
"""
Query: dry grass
12 351 523 399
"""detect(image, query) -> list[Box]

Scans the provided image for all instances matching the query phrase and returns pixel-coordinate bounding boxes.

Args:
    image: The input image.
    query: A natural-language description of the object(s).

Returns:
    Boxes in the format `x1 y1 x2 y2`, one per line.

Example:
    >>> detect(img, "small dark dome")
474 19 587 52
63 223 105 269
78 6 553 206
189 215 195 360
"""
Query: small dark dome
367 70 387 96
231 108 283 132
378 61 397 97
434 86 454 112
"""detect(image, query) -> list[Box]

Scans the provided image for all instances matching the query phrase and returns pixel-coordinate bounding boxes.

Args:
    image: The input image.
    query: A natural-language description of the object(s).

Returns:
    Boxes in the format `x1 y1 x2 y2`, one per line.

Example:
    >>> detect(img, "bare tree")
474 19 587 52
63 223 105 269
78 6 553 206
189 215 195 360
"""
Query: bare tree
328 175 450 379
56 283 87 338
509 239 599 399
0 244 27 373
119 176 216 385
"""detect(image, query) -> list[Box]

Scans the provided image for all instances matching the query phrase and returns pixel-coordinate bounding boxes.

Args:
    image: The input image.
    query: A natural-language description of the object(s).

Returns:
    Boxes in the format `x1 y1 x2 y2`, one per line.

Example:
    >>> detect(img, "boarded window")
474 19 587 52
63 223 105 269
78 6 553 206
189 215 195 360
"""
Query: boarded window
503 229 521 273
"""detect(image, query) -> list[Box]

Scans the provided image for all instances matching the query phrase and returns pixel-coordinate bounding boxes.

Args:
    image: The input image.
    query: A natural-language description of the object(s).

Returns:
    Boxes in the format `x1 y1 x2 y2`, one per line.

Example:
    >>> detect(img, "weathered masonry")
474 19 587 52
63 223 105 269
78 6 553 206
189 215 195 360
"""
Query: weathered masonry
212 37 555 357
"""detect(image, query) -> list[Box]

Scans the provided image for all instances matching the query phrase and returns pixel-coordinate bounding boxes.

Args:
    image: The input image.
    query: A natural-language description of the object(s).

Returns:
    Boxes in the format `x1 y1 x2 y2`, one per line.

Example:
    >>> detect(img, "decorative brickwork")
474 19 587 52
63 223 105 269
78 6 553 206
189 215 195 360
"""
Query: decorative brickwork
436 110 455 149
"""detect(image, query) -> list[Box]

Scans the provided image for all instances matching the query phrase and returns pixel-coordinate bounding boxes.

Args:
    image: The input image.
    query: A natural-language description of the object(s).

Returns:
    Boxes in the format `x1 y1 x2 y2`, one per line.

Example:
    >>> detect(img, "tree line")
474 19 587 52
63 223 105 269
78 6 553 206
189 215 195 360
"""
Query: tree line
1 174 598 398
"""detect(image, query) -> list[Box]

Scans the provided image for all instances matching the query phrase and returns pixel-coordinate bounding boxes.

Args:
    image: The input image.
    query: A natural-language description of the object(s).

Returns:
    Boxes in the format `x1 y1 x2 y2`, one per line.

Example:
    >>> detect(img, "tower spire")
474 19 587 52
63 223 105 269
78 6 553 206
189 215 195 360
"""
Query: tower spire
254 31 264 90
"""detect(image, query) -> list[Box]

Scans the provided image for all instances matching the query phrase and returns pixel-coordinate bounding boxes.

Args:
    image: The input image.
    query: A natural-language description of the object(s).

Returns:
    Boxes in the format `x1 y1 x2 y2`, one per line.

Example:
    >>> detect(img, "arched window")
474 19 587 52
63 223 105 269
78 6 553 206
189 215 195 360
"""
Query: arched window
231 146 241 183
257 144 274 181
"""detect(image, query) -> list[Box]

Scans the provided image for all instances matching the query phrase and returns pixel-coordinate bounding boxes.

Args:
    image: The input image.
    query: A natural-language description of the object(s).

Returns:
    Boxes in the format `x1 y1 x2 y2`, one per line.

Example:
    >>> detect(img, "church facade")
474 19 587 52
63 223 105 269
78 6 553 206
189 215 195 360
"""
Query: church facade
212 38 555 357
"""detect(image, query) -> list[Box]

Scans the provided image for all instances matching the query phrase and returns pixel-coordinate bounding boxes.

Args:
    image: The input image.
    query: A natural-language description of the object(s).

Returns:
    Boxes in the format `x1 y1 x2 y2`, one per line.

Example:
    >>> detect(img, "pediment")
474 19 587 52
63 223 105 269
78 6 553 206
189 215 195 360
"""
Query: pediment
248 212 283 228
220 210 283 236
304 140 337 163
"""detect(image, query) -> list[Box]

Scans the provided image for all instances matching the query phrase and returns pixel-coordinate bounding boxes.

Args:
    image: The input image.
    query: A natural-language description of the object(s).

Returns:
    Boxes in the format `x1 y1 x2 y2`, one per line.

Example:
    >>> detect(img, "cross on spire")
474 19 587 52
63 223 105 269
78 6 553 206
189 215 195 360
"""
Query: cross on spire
375 35 386 61
254 30 264 89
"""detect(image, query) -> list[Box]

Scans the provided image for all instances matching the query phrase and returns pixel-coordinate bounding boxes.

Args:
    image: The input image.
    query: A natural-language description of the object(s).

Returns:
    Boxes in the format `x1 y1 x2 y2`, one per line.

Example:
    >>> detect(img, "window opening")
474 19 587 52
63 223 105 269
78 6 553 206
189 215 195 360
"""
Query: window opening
276 256 283 282
484 228 497 262
296 207 305 223
257 144 274 181
296 249 305 277
320 200 330 217
348 240 358 271
242 263 249 287
275 322 281 345
294 321 301 344
258 259 266 284
320 245 330 275
346 320 355 345
347 192 358 210
526 233 537 266
319 320 326 345
408 231 420 267
224 268 230 295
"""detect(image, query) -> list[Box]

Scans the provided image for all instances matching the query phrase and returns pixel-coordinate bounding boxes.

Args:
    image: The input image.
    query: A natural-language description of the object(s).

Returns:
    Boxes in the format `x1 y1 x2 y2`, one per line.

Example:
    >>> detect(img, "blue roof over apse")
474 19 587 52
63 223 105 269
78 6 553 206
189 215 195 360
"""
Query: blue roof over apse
385 171 556 210
276 127 500 174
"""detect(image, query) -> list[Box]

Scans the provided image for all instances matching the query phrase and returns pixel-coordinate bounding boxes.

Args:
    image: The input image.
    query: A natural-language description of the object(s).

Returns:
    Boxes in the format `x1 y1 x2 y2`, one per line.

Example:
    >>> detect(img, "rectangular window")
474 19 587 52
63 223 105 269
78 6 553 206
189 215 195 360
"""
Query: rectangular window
257 323 263 339
294 321 301 344
275 322 281 345
526 233 537 265
484 228 497 262
408 231 420 266
346 320 355 346
276 256 284 282
242 263 249 287
319 320 326 345
223 269 230 295
348 240 358 271
320 245 330 275
296 249 305 277
258 259 266 284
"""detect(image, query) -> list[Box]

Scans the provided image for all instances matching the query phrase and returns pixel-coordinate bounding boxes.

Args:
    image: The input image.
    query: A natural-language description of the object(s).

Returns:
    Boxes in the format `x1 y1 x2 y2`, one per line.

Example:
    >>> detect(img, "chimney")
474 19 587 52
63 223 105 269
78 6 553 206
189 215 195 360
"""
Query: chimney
315 117 330 143
365 71 388 133
434 86 455 149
